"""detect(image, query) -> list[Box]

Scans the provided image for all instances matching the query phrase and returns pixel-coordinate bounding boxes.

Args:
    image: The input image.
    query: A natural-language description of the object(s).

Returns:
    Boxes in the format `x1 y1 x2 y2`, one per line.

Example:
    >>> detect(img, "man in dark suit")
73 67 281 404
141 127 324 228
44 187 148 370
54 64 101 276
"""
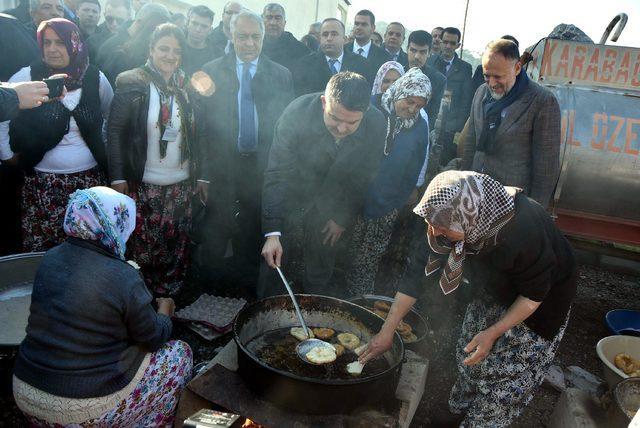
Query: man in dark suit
406 30 445 132
260 72 386 298
200 9 294 291
207 1 241 55
260 3 309 73
85 0 131 63
292 18 369 97
428 26 473 165
345 9 389 81
383 22 408 68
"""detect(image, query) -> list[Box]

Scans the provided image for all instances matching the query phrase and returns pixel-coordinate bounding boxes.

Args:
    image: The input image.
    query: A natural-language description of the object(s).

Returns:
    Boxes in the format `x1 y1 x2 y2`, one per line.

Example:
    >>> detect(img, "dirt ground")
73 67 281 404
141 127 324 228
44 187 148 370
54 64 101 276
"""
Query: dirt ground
1 263 638 427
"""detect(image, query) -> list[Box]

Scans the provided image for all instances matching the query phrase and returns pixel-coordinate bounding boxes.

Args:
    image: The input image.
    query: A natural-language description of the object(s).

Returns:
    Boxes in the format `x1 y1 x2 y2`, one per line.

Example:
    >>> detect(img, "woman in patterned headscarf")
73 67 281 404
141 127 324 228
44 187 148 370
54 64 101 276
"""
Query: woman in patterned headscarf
13 186 192 427
0 17 113 252
344 67 431 297
371 60 405 98
360 170 577 427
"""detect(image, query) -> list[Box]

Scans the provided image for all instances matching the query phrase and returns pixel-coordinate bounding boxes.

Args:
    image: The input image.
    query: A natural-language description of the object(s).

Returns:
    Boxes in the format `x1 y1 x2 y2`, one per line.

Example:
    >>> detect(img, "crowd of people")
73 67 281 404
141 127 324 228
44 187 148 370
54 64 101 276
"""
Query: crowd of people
0 1 577 426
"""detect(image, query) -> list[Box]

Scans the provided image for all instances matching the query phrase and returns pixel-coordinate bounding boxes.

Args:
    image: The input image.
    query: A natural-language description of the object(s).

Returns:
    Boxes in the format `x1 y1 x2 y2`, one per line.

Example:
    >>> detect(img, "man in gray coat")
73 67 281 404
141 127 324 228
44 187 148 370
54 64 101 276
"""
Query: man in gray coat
461 39 560 208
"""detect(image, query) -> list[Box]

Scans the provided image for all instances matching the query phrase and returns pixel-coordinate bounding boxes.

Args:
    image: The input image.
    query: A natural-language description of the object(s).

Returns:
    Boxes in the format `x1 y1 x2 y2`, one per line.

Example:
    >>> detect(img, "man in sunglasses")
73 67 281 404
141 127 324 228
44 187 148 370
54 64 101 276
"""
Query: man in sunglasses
86 0 131 62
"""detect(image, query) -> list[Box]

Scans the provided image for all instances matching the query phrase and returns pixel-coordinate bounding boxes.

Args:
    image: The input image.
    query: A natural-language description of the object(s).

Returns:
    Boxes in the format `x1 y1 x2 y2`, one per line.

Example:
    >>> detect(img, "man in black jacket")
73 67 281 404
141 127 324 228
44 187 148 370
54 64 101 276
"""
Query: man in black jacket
345 9 389 81
260 72 386 298
292 18 369 97
200 9 294 291
383 22 408 68
407 30 445 132
0 13 39 81
85 0 131 62
260 3 308 72
207 1 241 55
428 26 473 165
181 5 222 75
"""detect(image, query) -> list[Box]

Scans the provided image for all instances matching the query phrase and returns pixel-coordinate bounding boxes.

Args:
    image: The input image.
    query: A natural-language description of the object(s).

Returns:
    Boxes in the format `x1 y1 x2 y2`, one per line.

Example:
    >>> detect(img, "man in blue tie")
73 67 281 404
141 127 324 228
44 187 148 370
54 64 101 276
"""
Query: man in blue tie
199 9 294 293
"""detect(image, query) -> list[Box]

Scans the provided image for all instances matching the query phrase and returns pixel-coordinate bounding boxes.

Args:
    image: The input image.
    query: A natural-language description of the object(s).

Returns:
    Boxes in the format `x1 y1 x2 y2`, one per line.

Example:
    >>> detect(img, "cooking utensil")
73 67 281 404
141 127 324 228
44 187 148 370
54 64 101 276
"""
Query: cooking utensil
274 267 336 364
233 294 404 414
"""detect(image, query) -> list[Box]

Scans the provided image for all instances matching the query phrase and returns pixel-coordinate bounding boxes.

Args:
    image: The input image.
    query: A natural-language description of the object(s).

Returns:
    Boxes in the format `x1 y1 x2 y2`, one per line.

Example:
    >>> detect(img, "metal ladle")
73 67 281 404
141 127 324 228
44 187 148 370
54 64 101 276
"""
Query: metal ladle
275 266 336 365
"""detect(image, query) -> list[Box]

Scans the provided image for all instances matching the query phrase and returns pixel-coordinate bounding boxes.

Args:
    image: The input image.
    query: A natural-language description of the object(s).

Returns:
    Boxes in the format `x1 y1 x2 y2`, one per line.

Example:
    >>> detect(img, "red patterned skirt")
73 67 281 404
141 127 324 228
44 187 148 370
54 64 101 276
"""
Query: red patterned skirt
127 181 193 295
21 167 103 253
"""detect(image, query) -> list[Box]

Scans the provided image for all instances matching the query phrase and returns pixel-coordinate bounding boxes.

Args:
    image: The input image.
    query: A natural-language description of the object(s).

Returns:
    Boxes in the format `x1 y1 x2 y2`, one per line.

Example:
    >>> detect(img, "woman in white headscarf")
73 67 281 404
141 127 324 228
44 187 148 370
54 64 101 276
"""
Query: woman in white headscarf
13 186 192 427
359 171 577 427
344 67 431 297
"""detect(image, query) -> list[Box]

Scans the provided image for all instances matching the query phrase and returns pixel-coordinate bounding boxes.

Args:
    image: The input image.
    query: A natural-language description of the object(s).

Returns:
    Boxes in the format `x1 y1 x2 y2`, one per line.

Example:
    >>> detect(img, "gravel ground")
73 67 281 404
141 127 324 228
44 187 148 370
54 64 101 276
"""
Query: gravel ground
1 263 638 427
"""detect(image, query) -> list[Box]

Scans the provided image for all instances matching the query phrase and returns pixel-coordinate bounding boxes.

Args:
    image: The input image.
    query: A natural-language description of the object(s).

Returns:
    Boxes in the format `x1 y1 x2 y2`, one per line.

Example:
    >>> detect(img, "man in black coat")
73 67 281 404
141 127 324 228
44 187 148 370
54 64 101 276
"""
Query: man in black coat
383 22 408 68
260 3 308 73
427 27 473 165
200 10 294 291
292 18 369 97
260 72 386 298
181 5 222 75
0 13 39 81
207 1 241 55
85 0 131 63
96 2 170 86
406 30 446 132
344 9 389 81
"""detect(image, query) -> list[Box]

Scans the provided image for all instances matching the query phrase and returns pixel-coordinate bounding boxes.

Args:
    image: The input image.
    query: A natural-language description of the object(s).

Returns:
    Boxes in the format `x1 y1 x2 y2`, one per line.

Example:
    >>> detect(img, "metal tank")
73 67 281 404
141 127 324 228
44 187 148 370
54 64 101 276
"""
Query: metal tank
526 34 640 246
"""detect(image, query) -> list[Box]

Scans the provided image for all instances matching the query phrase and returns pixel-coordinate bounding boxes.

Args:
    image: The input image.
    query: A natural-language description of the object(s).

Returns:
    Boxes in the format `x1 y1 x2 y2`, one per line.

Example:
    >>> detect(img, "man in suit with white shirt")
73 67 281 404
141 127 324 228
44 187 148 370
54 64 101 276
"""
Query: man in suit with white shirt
292 18 369 96
344 9 389 82
200 9 294 290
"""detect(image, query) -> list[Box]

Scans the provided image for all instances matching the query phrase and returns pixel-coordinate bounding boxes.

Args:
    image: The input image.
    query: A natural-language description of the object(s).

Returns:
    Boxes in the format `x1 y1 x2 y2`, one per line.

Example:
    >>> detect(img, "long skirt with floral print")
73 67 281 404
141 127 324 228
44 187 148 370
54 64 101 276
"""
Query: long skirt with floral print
21 167 103 252
128 181 193 296
449 296 569 428
23 340 193 428
344 210 400 297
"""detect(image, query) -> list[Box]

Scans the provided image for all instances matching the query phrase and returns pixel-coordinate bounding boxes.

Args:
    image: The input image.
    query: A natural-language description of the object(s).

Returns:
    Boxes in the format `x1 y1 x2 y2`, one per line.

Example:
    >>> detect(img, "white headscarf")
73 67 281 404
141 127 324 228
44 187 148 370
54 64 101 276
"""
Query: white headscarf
371 61 405 95
381 67 431 139
63 187 137 260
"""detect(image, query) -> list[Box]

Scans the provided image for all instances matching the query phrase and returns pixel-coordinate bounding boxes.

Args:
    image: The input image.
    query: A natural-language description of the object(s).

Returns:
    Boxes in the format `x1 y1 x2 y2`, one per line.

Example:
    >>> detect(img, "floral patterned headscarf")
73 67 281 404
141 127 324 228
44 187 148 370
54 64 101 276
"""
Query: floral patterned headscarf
37 18 89 90
381 67 431 139
413 171 520 295
63 187 137 260
371 61 405 95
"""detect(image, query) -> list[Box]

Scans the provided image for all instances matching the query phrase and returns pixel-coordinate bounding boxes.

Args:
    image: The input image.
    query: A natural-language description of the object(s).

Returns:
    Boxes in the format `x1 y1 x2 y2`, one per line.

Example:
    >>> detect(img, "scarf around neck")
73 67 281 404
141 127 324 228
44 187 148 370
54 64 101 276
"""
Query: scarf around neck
477 70 529 154
413 171 520 295
36 18 88 90
141 60 193 160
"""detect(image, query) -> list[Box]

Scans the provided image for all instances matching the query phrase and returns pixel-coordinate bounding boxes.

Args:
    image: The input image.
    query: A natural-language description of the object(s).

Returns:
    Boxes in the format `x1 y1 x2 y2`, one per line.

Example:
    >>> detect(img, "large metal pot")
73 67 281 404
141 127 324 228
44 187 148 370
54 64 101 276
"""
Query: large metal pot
0 252 44 391
233 294 404 415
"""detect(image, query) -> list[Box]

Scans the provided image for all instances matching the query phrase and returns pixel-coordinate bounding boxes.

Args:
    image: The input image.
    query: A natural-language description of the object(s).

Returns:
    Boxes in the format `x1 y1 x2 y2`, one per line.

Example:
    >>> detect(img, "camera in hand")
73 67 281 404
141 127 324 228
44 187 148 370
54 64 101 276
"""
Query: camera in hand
43 77 64 98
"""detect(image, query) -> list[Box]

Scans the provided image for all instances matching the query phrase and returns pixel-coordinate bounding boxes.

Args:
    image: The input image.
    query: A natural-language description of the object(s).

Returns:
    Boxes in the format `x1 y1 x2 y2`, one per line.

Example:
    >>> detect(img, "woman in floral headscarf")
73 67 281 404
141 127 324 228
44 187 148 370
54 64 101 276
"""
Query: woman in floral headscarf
0 18 113 252
360 171 577 427
345 67 431 296
371 60 405 98
13 186 192 427
107 23 209 296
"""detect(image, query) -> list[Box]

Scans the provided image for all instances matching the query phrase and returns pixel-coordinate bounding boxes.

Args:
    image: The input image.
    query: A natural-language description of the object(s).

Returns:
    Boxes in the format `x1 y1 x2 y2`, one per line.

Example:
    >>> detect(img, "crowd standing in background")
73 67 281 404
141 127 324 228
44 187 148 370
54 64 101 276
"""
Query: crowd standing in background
0 1 566 426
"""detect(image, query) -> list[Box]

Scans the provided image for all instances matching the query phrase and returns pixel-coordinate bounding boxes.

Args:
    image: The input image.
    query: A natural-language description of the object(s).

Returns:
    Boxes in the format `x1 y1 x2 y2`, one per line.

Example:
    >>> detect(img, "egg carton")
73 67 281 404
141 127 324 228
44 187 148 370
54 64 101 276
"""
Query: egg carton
187 321 223 341
175 294 246 331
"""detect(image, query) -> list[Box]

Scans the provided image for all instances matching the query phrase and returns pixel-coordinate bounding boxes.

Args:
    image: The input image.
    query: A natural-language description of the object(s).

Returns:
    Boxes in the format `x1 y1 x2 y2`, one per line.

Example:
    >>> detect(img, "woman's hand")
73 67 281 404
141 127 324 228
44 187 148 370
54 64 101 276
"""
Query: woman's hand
111 182 129 195
463 328 499 366
156 297 175 317
359 329 394 364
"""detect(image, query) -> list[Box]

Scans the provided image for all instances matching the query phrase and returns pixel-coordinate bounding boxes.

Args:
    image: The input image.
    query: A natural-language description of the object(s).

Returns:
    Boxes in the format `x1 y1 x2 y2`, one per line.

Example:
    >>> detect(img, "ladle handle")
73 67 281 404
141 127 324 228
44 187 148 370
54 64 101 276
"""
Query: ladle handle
275 266 311 337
